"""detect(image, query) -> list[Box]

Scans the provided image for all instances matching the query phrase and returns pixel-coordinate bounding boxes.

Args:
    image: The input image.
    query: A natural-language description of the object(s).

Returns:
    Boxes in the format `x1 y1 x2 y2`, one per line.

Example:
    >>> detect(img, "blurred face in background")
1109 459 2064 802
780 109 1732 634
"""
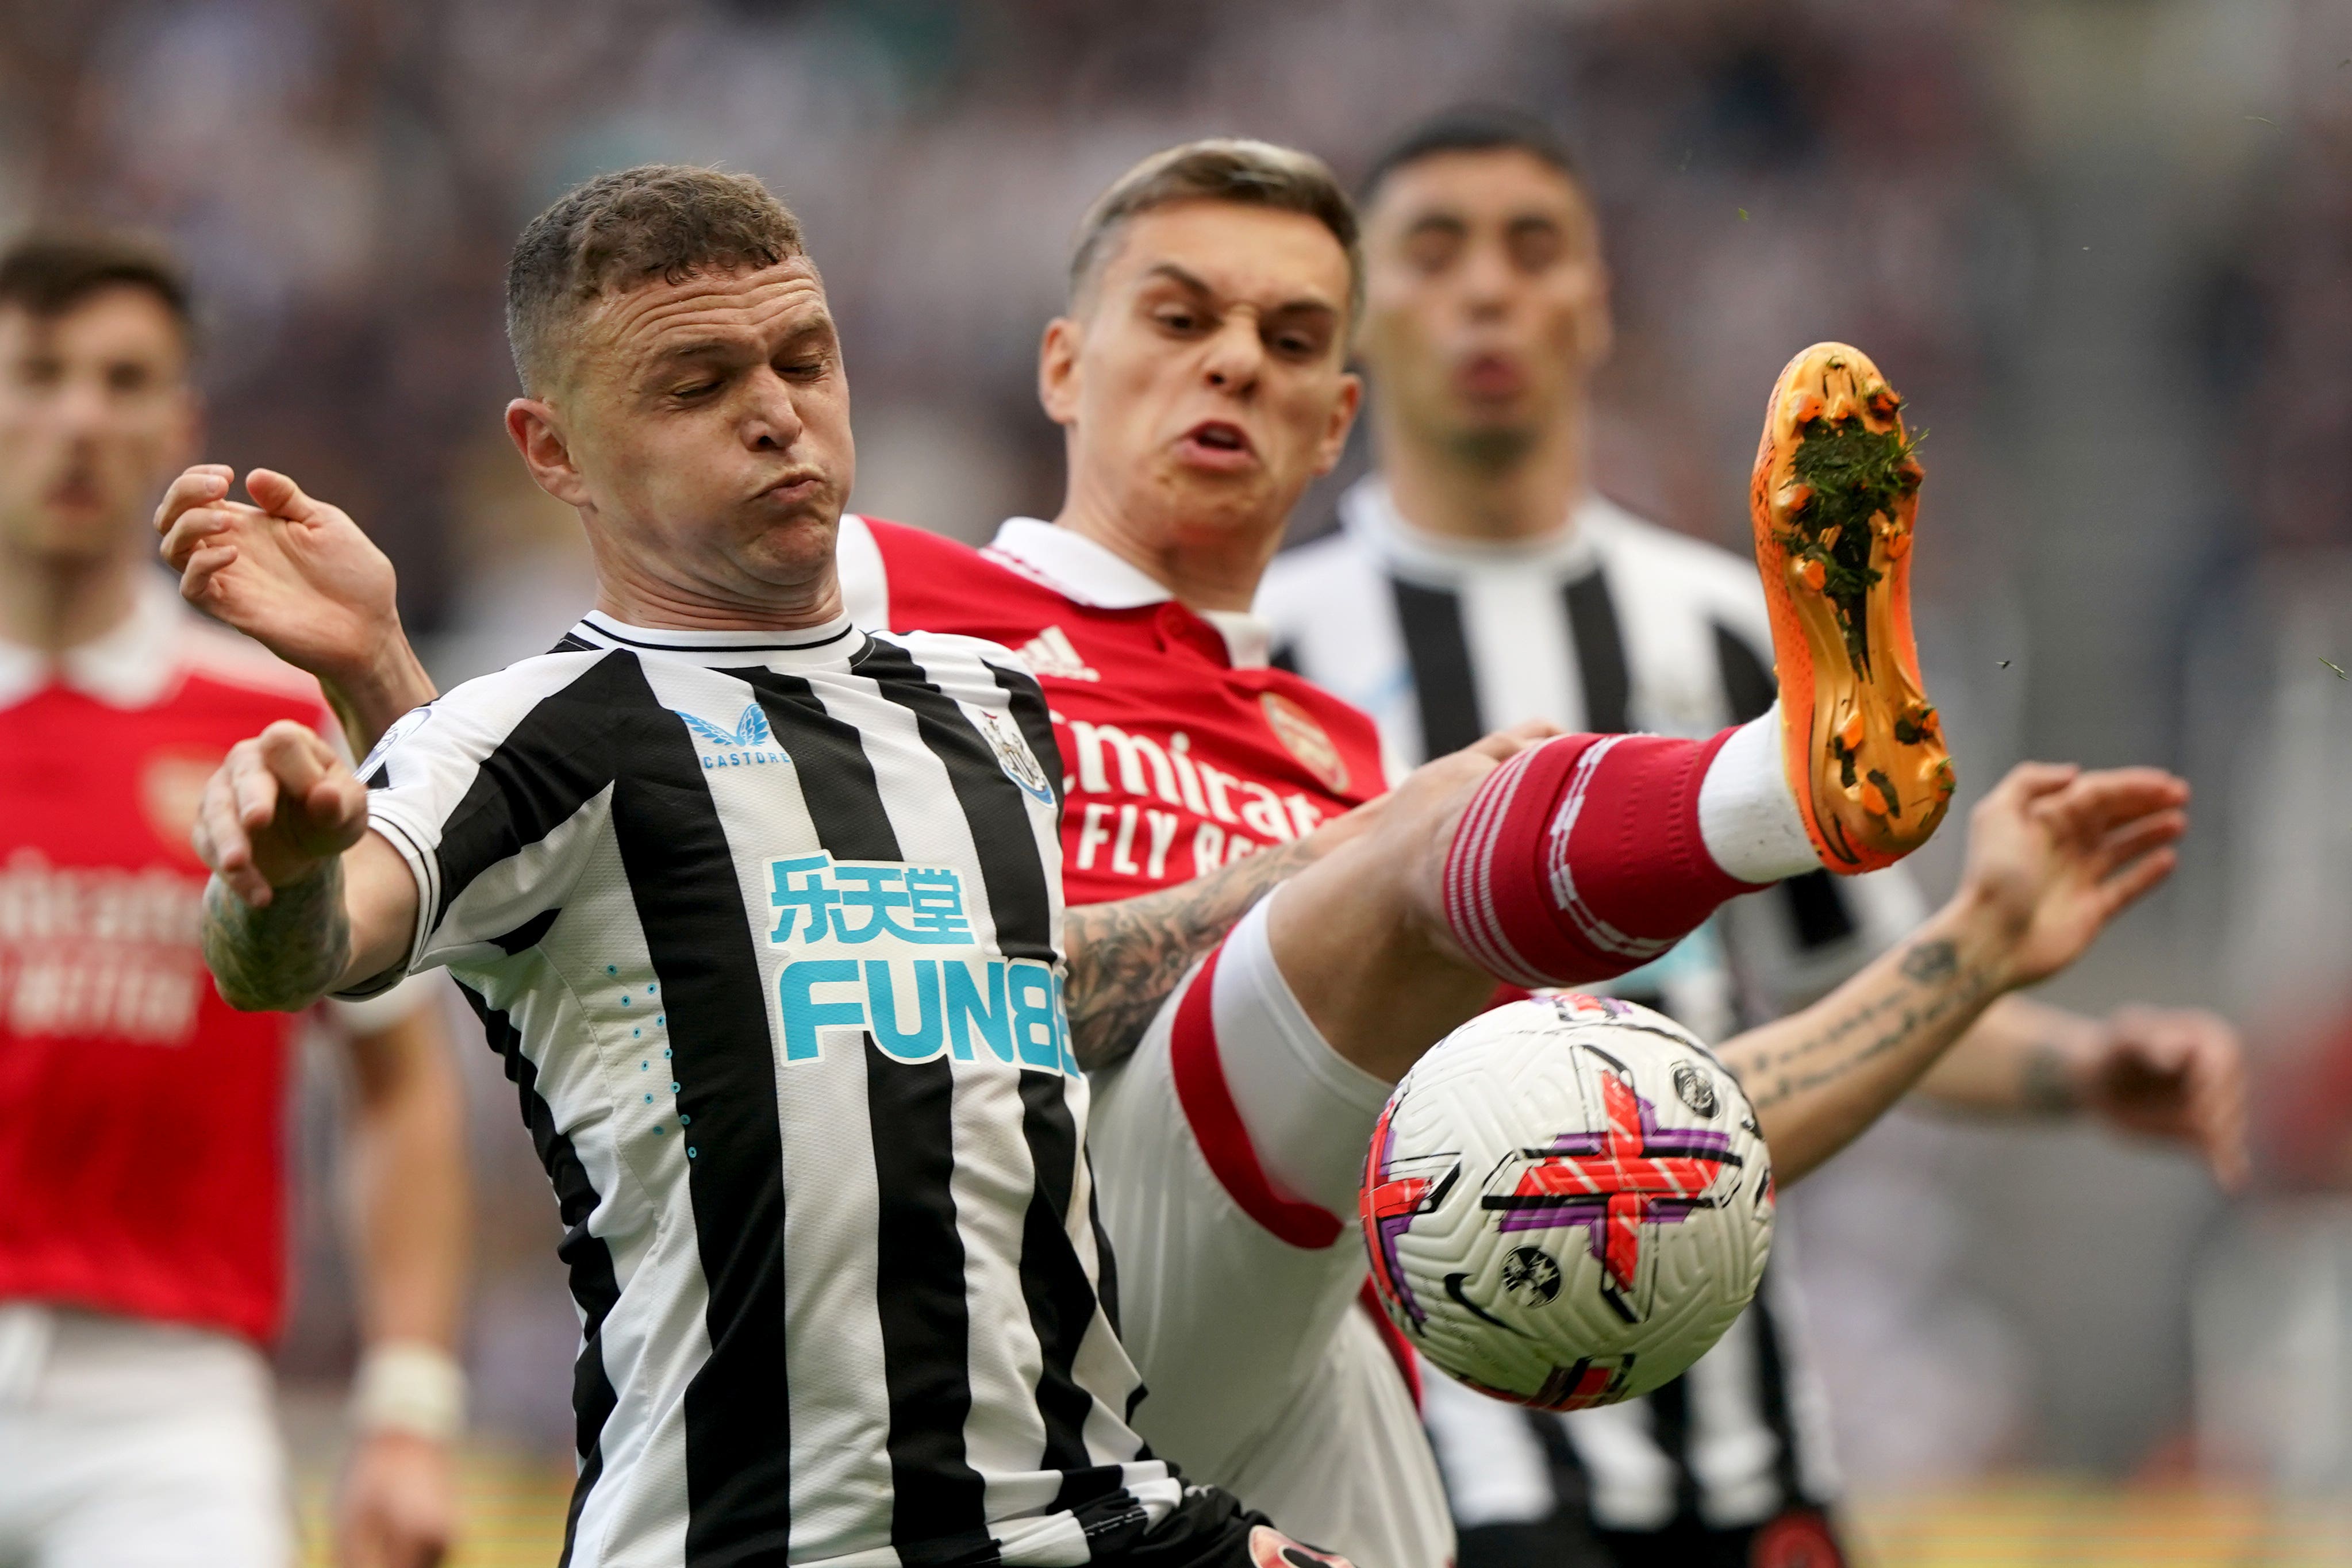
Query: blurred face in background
511 258 855 608
1359 148 1611 469
1043 199 1359 554
0 287 194 565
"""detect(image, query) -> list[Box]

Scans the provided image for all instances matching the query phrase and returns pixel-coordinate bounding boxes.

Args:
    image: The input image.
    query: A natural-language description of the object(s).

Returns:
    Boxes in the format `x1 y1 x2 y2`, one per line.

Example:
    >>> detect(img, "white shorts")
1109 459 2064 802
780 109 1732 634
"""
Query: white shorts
0 1306 293 1568
1088 897 1453 1568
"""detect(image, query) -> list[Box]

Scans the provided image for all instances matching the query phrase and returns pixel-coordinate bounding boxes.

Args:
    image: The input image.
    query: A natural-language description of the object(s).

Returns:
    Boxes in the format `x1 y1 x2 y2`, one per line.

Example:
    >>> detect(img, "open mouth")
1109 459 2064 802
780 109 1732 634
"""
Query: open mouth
1457 353 1527 400
1177 420 1255 467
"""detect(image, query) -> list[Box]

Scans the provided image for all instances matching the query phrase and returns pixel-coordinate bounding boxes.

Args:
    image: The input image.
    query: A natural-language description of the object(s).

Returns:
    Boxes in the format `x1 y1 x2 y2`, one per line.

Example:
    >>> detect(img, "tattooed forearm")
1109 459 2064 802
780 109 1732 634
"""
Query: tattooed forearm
202 863 353 1012
1744 963 1992 1112
1063 835 1323 1071
1899 939 1958 983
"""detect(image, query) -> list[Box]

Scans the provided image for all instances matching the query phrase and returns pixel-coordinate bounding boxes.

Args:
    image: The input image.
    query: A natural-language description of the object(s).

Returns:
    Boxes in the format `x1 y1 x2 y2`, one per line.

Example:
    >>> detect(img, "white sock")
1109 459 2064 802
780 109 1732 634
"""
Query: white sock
1697 706 1820 883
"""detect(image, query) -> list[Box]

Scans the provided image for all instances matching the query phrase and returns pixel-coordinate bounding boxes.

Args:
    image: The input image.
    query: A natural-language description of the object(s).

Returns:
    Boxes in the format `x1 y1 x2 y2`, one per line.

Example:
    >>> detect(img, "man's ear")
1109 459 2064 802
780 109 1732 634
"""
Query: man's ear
1037 317 1083 429
1312 371 1363 476
506 399 591 509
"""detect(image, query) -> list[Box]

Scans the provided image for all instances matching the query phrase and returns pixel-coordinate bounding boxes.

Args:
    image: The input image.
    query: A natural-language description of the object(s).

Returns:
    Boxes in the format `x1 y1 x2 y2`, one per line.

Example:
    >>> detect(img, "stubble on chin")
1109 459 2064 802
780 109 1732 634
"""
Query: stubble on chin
1446 424 1538 474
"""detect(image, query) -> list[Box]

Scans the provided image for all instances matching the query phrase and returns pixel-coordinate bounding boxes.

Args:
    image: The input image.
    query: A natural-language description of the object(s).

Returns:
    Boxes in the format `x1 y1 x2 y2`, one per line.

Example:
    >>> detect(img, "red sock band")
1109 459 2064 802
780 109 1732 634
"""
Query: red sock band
1442 730 1762 989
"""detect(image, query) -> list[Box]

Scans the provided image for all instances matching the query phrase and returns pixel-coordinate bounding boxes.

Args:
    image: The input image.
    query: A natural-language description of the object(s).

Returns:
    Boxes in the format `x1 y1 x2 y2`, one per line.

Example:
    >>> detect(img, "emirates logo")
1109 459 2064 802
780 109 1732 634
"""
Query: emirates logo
1260 692 1349 796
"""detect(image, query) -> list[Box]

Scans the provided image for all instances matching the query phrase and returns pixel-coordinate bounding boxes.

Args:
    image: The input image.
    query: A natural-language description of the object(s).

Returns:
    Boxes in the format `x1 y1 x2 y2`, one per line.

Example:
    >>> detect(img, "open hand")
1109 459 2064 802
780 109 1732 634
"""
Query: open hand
194 720 370 905
1957 762 2189 990
2078 1004 2249 1189
156 465 401 687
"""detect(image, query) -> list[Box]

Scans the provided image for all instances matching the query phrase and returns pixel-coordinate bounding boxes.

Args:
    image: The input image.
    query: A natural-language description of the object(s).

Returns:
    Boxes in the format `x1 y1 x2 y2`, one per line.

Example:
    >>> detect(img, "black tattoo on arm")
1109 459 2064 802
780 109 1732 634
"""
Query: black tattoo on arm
1063 835 1323 1071
201 864 353 1012
1744 936 1992 1114
1899 939 1958 983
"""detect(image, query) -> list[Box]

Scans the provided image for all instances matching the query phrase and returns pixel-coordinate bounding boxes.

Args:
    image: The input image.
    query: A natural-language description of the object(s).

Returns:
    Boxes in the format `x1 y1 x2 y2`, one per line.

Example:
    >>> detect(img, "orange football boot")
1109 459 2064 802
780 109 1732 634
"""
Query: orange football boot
1750 343 1954 873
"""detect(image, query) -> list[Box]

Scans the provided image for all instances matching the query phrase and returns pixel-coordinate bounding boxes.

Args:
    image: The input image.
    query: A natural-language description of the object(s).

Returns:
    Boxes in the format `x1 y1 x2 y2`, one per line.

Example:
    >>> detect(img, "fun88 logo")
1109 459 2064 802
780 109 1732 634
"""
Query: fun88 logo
766 852 1077 1078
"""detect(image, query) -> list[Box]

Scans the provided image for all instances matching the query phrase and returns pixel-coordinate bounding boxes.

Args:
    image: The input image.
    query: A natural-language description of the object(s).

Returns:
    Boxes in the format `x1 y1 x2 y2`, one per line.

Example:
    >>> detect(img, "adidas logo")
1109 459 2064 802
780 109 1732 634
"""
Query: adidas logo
1017 625 1100 682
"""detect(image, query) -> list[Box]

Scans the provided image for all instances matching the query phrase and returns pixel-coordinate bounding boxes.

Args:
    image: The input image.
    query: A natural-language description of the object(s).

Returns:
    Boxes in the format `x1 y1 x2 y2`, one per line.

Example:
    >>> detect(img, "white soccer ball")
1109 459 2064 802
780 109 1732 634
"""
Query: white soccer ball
1359 994 1773 1409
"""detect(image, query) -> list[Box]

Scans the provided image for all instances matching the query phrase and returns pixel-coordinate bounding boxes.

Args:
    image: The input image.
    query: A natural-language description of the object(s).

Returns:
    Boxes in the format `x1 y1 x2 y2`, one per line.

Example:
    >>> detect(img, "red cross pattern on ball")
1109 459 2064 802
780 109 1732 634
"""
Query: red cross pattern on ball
1481 1054 1740 1323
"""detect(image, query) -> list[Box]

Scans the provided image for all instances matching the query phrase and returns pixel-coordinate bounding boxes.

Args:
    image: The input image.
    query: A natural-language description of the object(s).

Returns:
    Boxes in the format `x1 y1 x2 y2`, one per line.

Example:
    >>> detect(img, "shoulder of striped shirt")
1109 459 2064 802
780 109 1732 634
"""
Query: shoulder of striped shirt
391 644 614 736
867 625 1034 683
1252 526 1377 620
1584 498 1773 641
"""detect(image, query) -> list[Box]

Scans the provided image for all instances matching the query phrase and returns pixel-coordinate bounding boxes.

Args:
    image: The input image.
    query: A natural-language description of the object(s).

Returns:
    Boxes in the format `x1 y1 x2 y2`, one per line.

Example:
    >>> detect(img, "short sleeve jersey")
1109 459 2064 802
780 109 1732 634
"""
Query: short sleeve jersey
839 516 1389 905
0 583 336 1342
354 611 1173 1568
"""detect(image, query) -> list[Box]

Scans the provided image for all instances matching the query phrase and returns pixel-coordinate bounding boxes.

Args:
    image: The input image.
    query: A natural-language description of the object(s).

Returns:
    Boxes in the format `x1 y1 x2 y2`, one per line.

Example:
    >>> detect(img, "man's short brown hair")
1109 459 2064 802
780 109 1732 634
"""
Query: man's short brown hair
0 231 193 343
1067 139 1362 325
506 164 806 393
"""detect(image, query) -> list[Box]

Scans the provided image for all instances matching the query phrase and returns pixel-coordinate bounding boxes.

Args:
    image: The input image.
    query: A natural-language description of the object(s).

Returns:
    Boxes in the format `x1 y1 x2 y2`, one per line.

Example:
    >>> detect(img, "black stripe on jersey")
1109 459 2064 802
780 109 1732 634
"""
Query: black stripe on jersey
549 633 596 654
1712 622 1857 951
591 657 796 1565
1563 568 1630 736
865 1046 992 1566
1712 623 1777 725
456 982 620 1568
1645 1366 1703 1522
1392 577 1485 756
856 640 1128 1510
426 655 627 931
1748 1277 1811 1509
743 666 994 1562
1017 1073 1128 1511
986 660 1067 812
1086 1168 1122 1338
857 639 1057 962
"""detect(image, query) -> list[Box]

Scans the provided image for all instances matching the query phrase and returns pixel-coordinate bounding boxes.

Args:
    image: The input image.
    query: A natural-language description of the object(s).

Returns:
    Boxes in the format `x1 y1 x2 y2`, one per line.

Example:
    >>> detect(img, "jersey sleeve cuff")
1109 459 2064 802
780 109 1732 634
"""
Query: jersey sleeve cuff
327 798 440 1001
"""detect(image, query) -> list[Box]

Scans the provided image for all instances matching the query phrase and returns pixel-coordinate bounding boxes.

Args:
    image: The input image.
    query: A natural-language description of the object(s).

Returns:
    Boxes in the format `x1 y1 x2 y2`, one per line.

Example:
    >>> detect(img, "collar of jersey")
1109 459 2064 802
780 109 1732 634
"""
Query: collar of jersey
0 573 186 710
1340 476 1613 583
571 610 863 670
985 516 1272 669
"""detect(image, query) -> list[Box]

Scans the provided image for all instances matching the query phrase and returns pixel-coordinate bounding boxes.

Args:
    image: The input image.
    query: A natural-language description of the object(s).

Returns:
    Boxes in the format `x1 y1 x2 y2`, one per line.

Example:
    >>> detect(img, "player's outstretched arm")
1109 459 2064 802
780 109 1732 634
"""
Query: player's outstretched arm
1911 993 2248 1187
1724 762 2190 1183
197 720 419 1012
156 466 437 753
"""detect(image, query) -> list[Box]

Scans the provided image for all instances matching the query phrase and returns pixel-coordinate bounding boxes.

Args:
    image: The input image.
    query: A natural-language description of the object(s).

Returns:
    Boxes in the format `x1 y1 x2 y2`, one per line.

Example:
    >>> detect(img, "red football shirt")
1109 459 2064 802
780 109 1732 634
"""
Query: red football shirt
841 516 1390 904
0 585 335 1342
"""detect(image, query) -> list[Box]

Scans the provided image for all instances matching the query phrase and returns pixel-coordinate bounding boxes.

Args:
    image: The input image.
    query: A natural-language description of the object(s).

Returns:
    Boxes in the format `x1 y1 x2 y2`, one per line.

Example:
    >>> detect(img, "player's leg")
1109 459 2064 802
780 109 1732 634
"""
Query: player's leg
1271 709 1853 1082
1210 1309 1456 1568
1087 896 1386 1484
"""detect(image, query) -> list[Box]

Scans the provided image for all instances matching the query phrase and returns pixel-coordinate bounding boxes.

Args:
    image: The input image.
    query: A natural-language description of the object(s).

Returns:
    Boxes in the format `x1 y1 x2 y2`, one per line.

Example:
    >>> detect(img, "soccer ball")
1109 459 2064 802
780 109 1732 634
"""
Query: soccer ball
1359 994 1773 1409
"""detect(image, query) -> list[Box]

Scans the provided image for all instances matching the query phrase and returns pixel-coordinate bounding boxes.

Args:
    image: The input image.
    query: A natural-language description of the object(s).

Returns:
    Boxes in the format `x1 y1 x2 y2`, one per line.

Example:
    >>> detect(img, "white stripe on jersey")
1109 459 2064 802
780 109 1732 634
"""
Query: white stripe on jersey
352 613 1173 1568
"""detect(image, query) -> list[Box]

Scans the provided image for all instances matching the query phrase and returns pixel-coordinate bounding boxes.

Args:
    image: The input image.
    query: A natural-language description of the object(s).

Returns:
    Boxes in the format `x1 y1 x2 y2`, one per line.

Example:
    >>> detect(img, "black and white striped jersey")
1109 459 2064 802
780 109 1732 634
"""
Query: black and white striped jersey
1259 480 1915 1536
351 611 1177 1568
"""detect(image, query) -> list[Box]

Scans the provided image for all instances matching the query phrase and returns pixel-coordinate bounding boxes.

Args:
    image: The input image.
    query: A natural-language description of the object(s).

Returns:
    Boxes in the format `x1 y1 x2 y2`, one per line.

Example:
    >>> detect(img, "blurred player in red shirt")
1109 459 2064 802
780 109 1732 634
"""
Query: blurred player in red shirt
0 235 466 1568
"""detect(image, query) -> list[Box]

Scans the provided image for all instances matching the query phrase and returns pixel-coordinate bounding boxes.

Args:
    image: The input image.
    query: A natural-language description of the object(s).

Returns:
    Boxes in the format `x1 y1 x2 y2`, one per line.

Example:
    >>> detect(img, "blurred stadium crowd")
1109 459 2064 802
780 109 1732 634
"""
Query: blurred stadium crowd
3 0 2349 1517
